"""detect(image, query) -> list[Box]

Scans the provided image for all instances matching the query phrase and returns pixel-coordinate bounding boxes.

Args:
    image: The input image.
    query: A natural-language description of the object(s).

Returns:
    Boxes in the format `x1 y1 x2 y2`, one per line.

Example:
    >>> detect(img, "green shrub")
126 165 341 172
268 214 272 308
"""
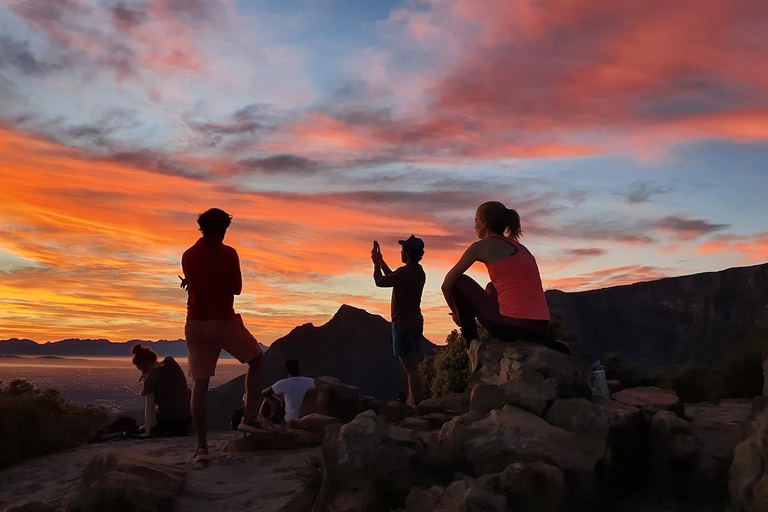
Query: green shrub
717 337 767 400
602 352 661 389
665 362 716 403
420 329 469 399
0 379 109 468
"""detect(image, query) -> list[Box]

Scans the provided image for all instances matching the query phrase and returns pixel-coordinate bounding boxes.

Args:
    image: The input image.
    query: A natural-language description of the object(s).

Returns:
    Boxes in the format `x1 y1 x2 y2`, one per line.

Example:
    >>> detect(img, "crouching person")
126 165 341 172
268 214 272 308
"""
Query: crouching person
132 345 191 437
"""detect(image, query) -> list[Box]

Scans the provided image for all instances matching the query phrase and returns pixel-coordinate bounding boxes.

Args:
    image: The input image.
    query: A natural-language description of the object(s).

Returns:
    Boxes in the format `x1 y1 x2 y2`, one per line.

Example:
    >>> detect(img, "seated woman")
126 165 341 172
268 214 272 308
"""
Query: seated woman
131 345 192 436
441 201 568 355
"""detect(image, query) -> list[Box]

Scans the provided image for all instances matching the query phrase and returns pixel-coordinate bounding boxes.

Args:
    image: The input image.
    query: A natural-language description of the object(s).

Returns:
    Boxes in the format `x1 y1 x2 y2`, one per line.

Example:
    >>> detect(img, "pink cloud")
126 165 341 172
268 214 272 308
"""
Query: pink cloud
697 233 768 263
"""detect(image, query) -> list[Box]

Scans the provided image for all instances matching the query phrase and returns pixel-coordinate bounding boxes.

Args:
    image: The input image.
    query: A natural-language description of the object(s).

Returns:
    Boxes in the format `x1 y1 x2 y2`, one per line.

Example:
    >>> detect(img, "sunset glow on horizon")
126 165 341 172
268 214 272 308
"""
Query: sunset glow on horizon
1 0 767 344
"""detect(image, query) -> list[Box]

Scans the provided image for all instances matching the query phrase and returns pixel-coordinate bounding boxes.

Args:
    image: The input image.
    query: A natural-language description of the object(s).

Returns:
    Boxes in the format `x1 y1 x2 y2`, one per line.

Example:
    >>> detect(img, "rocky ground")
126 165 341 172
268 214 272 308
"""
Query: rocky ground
0 433 316 512
2 339 763 512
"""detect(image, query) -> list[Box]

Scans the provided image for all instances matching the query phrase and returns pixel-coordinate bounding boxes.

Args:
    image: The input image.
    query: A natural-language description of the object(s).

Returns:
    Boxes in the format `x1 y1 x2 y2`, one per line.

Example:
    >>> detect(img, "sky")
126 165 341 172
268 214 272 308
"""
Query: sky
1 0 767 345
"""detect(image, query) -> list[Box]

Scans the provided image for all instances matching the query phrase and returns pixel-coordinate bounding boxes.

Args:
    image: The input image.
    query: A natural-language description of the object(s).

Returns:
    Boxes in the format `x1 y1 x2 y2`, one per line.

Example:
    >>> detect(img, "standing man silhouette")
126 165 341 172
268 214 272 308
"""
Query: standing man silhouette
371 235 426 406
180 208 264 462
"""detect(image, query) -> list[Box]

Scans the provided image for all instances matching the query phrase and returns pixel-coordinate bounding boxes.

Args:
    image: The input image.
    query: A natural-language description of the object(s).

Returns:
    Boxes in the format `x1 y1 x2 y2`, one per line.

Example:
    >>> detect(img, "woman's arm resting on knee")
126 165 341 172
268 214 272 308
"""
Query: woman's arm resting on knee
143 394 157 433
441 244 481 315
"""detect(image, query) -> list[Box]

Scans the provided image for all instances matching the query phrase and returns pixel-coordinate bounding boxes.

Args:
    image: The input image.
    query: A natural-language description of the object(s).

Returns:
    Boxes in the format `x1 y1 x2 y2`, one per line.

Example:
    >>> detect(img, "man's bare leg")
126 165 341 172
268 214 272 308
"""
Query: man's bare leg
399 355 422 406
191 377 210 450
244 354 264 420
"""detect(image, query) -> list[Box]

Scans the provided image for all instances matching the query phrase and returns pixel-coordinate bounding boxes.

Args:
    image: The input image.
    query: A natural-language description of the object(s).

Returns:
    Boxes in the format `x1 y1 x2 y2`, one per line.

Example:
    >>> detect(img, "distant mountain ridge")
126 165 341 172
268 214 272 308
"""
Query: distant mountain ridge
0 337 268 358
546 261 768 366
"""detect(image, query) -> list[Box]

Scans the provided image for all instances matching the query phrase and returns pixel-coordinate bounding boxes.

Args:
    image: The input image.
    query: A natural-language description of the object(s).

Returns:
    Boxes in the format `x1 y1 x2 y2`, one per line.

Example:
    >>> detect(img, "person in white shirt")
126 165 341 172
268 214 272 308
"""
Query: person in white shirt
261 360 315 424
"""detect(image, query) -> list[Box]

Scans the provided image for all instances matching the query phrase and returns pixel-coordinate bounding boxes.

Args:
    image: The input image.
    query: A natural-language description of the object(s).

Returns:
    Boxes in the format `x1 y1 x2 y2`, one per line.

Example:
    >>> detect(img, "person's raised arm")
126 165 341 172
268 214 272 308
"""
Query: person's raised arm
261 386 275 398
375 266 402 288
441 244 481 317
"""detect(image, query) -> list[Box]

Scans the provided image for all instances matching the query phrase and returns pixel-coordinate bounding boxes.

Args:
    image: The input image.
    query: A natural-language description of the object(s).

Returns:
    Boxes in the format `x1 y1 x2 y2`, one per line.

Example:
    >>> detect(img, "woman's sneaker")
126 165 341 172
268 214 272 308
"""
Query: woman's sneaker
192 447 210 463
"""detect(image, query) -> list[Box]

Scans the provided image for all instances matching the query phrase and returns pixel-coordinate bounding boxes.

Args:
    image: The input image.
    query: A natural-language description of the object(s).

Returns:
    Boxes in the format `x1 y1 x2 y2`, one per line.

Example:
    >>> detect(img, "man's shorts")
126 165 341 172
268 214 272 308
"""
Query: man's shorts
185 314 262 379
392 316 423 357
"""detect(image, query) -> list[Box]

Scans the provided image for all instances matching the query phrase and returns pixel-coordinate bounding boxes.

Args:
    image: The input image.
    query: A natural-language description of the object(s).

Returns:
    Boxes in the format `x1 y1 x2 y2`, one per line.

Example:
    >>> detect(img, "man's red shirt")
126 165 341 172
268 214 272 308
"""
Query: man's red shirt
181 238 242 320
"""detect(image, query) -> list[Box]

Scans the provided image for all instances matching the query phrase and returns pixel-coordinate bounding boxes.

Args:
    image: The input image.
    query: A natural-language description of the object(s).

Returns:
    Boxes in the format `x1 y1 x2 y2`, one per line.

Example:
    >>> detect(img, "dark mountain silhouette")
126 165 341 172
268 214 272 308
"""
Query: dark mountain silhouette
262 304 436 398
208 305 437 424
0 337 268 358
546 261 768 366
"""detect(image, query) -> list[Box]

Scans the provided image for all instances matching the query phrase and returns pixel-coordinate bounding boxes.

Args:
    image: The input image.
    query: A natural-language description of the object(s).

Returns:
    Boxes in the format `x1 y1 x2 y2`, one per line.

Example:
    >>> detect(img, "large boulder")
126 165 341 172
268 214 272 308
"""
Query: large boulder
685 400 753 508
64 451 186 512
405 461 566 512
439 405 605 478
291 413 341 436
545 398 641 439
545 397 645 501
647 410 699 499
730 413 768 512
322 410 432 511
299 377 364 422
467 339 591 416
417 393 469 416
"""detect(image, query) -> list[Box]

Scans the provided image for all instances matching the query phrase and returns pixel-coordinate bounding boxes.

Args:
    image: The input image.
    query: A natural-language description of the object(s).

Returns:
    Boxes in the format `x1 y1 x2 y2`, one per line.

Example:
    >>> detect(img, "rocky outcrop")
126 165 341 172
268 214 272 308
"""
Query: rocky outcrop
466 339 592 416
440 405 605 476
320 411 433 512
64 451 186 512
729 409 768 512
405 462 566 512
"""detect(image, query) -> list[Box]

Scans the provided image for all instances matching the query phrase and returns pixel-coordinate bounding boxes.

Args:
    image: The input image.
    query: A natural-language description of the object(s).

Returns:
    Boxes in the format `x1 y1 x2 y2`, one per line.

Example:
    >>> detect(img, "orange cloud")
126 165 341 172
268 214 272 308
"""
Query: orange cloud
697 233 768 264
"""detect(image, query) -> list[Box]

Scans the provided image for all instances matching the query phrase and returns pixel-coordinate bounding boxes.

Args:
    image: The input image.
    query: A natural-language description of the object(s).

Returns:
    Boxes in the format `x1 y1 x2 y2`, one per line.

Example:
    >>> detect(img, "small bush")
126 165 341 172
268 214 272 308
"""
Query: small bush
717 338 767 400
0 379 109 468
420 329 469 399
603 352 661 389
666 362 716 403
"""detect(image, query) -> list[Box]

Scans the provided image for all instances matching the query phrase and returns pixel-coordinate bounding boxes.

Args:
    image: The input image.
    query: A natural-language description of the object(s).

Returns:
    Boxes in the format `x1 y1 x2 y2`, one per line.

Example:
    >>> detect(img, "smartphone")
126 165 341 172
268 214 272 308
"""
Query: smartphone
373 240 380 253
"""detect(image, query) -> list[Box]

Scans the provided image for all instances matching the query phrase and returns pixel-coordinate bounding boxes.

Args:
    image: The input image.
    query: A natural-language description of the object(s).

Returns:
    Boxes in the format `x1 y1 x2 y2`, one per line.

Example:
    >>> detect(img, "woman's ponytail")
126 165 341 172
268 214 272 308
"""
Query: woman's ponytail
477 201 522 239
506 208 522 240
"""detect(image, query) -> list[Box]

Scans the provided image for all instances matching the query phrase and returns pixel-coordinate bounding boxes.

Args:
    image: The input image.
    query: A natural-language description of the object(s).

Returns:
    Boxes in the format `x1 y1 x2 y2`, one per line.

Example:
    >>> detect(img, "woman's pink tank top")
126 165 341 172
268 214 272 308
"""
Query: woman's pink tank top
485 236 551 321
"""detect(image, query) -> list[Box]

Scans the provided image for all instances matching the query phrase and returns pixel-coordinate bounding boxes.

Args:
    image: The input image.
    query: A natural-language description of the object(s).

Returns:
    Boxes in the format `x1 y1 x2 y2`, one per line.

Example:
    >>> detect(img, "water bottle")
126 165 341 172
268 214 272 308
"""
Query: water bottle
592 361 610 400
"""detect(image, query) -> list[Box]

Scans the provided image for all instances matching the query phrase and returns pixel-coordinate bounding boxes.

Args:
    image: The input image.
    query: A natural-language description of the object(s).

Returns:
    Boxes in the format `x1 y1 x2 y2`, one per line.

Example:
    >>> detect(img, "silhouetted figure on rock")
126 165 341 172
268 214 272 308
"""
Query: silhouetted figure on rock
180 208 265 462
441 201 569 355
372 235 426 406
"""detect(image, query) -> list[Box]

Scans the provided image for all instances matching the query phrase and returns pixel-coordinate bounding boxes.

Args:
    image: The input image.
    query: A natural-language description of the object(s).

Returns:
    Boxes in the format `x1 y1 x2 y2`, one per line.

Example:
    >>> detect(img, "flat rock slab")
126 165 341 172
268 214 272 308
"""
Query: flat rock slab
612 387 683 417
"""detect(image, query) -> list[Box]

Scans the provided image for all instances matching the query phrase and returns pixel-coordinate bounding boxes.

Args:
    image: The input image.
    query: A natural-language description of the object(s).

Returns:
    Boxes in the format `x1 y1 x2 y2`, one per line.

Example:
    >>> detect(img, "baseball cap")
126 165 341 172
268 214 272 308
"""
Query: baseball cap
398 235 425 252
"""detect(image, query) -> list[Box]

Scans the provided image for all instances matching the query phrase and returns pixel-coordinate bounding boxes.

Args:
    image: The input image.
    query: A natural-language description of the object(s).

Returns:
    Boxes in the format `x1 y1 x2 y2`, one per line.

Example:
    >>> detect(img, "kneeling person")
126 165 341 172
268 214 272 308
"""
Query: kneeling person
261 360 315 425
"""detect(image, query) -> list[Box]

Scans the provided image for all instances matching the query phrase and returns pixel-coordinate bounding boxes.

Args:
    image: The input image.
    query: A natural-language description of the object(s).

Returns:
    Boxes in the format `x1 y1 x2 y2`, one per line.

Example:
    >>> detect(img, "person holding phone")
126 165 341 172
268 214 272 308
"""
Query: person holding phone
371 235 426 406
